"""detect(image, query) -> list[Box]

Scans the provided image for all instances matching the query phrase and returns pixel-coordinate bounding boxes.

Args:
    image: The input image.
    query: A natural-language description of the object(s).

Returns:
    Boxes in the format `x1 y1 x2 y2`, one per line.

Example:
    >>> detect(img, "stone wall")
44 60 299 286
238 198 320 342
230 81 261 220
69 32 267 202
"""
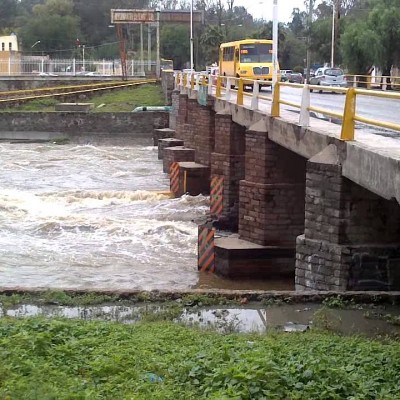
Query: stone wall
296 145 400 291
0 111 169 135
161 70 175 105
211 114 246 229
239 128 306 246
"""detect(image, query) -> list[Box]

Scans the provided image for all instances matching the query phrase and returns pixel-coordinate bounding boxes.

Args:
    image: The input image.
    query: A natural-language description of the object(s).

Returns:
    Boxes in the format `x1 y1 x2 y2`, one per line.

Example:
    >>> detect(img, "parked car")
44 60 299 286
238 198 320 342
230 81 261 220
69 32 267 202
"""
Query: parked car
287 72 304 84
280 69 293 82
309 67 347 92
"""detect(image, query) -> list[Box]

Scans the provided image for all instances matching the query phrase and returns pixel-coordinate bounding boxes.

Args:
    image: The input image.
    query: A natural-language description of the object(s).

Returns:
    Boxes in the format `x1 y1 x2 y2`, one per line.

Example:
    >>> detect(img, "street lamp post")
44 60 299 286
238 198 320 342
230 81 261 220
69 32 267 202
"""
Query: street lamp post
331 1 335 67
82 44 85 72
272 0 278 86
31 40 41 49
190 0 194 71
305 0 314 83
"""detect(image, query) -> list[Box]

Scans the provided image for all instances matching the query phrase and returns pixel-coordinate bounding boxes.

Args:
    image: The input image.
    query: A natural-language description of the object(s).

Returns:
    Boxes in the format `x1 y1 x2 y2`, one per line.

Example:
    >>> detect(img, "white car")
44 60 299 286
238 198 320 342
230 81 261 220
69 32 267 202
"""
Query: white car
309 67 347 92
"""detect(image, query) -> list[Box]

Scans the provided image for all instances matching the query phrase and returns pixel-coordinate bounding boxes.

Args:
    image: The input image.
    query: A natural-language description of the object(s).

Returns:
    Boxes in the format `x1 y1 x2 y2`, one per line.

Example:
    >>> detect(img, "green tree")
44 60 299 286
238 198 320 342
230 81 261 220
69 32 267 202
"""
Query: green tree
0 0 18 31
160 24 191 69
19 0 81 56
340 20 378 74
368 0 400 76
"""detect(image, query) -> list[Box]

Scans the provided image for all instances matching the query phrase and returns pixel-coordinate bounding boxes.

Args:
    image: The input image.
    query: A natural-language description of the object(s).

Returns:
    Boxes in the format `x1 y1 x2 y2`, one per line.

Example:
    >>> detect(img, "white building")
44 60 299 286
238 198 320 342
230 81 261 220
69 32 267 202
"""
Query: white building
0 33 18 52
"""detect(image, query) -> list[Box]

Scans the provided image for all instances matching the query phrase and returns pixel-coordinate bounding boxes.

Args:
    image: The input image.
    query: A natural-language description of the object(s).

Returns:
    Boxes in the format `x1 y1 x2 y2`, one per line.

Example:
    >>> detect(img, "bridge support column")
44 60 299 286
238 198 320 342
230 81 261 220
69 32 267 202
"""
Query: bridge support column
239 123 306 246
175 94 192 145
163 146 195 173
192 97 215 166
210 113 246 229
296 144 400 291
169 90 180 130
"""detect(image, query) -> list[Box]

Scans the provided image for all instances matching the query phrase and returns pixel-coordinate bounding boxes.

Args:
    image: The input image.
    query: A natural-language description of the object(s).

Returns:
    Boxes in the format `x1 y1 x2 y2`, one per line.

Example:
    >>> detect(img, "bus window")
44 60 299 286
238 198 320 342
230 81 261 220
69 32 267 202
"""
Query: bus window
240 44 272 63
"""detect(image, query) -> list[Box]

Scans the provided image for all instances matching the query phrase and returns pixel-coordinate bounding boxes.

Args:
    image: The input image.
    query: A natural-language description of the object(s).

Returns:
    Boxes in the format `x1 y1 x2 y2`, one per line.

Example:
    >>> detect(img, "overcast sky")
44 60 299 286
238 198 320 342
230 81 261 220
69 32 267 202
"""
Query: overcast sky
234 0 308 22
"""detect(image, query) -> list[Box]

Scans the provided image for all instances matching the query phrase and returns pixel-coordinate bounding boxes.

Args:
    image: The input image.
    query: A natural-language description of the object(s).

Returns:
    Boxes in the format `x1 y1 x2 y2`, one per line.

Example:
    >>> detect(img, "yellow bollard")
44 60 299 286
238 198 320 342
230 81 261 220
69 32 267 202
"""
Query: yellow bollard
216 76 222 98
271 82 280 117
237 78 244 106
366 75 371 90
191 74 195 89
183 74 187 88
340 87 356 141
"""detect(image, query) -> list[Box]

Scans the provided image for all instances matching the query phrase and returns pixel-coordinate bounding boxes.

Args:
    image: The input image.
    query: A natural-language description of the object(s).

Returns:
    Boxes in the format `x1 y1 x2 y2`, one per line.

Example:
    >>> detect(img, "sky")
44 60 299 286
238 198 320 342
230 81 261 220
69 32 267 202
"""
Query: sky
234 0 307 22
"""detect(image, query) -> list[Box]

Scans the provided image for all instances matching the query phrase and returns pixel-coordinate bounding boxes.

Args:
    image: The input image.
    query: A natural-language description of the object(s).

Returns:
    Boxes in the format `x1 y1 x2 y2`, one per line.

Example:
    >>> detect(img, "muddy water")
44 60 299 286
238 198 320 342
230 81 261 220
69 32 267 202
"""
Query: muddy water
0 140 293 291
3 303 400 337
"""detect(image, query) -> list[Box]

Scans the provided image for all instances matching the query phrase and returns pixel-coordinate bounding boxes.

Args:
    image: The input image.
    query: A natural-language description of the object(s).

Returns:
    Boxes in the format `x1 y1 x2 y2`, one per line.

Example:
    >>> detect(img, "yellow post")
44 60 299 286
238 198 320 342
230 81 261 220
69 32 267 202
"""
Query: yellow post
340 88 356 141
271 82 280 117
366 75 371 90
237 78 244 106
183 74 187 88
191 74 195 89
216 76 222 98
183 171 187 193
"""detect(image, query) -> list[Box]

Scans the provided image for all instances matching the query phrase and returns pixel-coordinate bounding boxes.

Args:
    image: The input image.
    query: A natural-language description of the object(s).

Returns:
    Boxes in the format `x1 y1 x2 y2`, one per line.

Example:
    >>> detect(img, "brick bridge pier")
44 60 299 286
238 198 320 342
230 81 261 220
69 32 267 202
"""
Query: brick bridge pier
157 84 400 292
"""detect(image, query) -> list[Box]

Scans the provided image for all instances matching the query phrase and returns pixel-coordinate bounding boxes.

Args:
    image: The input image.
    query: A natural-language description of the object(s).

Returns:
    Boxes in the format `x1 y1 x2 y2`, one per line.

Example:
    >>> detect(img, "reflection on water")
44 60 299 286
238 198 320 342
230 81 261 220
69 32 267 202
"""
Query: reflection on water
0 140 294 291
196 272 294 291
3 303 400 337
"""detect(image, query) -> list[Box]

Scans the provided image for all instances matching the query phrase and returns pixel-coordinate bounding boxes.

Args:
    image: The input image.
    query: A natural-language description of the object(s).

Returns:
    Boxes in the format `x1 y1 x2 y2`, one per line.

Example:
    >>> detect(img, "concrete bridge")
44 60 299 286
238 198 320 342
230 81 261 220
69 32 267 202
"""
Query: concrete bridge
161 74 400 292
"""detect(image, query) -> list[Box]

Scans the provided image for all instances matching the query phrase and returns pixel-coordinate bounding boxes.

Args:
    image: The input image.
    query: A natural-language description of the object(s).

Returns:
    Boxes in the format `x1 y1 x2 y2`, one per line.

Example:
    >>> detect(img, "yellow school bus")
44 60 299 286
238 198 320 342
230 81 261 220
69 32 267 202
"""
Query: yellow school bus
219 39 280 88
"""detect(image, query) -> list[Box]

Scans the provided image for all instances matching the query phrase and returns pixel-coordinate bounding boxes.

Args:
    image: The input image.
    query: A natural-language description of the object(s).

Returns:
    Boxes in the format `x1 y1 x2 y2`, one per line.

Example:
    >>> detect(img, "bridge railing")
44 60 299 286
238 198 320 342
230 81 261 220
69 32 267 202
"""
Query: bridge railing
174 71 400 141
345 74 400 91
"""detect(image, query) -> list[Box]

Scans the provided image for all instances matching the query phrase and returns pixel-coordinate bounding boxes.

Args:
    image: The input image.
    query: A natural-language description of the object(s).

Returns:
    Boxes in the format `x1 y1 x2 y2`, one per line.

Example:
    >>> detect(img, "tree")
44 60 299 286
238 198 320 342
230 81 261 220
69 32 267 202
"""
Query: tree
0 0 18 31
368 0 400 76
340 20 378 74
19 0 81 56
160 24 191 69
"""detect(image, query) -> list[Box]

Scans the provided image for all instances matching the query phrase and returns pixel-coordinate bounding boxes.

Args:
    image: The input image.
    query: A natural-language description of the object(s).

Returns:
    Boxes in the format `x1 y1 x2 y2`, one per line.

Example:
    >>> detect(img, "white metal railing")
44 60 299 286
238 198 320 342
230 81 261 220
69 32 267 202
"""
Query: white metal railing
0 57 158 77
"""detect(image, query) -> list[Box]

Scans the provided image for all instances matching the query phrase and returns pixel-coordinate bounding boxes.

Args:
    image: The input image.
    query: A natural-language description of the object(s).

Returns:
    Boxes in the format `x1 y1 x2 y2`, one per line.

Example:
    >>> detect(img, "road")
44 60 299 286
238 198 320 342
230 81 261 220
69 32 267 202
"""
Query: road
221 85 400 135
276 87 400 130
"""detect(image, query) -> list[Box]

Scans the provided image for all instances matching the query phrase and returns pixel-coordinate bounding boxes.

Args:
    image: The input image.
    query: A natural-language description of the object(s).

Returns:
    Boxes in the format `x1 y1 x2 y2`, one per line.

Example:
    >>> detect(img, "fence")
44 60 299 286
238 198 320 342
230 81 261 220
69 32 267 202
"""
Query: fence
0 57 158 77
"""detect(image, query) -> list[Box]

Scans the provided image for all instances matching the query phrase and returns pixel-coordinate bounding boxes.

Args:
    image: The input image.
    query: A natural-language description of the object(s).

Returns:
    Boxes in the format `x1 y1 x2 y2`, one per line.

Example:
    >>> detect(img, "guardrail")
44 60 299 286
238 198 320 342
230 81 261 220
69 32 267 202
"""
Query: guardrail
0 79 157 106
174 71 400 142
345 74 400 91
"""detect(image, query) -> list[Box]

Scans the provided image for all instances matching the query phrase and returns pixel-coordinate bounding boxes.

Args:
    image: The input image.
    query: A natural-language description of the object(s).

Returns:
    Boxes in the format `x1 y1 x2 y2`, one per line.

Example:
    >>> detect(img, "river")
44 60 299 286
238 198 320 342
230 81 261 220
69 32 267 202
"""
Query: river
0 138 293 291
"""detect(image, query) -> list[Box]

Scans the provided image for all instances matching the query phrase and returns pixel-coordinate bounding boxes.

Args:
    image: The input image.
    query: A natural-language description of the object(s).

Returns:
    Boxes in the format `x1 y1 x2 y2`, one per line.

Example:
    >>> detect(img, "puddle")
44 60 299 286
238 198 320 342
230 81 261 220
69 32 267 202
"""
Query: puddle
2 303 400 337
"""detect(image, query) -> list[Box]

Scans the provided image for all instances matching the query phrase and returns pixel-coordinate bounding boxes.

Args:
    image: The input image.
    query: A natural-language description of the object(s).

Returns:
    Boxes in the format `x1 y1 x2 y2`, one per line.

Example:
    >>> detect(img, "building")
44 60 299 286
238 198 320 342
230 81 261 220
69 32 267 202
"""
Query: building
0 33 21 75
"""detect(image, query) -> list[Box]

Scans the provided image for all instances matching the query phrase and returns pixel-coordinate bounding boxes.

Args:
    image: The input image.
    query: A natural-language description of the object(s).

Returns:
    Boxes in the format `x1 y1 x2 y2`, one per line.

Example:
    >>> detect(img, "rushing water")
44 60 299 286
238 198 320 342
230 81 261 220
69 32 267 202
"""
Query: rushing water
0 139 294 291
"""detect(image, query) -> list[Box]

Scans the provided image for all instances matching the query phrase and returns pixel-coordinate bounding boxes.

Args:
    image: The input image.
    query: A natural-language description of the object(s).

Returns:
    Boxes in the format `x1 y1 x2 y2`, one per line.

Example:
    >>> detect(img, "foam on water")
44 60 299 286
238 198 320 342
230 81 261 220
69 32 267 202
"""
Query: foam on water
0 142 209 290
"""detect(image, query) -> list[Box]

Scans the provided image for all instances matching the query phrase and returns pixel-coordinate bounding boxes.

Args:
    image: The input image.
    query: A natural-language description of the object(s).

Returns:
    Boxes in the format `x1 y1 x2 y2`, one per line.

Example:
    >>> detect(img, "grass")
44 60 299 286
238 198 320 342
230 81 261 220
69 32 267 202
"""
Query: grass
0 83 165 112
0 318 399 399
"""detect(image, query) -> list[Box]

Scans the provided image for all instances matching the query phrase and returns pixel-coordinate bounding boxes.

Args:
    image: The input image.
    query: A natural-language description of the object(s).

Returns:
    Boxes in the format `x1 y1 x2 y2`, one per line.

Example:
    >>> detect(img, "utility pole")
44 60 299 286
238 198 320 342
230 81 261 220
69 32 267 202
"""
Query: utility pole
305 0 314 83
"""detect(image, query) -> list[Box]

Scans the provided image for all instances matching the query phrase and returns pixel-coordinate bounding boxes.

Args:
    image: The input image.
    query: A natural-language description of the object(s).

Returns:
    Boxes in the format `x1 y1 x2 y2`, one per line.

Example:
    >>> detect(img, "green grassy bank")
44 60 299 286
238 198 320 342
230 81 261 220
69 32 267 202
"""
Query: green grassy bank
0 317 399 399
1 84 165 113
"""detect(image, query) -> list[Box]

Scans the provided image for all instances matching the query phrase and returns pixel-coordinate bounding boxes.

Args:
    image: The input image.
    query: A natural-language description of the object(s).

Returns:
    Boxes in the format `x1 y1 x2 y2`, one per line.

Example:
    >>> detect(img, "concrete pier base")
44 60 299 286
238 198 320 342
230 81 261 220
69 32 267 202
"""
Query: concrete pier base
158 138 184 160
153 127 175 146
163 146 195 173
214 235 295 279
172 162 210 197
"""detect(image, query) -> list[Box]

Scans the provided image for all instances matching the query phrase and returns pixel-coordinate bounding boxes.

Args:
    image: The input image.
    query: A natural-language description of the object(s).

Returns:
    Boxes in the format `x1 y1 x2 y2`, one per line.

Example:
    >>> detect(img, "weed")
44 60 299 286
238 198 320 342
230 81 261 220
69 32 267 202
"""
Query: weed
322 295 348 309
312 306 342 332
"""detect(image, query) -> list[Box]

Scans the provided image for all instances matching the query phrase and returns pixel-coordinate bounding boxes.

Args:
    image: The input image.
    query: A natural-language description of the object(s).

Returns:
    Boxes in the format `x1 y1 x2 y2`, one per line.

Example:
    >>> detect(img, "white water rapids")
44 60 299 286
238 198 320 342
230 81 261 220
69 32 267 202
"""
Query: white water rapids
0 140 210 290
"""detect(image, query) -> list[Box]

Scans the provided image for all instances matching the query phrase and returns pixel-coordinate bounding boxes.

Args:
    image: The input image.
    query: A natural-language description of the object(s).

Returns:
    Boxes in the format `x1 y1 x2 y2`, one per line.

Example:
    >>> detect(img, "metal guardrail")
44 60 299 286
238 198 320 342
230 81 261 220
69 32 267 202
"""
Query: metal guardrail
0 79 157 105
175 72 400 142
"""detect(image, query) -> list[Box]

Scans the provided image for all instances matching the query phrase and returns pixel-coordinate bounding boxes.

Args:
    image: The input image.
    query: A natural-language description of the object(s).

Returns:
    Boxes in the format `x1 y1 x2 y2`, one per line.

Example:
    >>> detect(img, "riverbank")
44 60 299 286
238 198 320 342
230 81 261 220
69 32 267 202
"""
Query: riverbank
0 317 399 399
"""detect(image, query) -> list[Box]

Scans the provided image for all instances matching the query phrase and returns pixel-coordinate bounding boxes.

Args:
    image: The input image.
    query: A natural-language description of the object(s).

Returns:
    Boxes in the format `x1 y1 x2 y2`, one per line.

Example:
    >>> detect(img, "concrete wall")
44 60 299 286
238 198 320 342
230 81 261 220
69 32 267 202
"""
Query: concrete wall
0 112 169 137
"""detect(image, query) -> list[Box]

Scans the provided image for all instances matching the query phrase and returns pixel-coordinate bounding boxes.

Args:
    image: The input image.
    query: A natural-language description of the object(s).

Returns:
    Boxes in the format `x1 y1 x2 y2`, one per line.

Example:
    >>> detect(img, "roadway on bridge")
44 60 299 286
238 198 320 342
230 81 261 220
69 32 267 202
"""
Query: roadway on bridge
276 87 400 134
